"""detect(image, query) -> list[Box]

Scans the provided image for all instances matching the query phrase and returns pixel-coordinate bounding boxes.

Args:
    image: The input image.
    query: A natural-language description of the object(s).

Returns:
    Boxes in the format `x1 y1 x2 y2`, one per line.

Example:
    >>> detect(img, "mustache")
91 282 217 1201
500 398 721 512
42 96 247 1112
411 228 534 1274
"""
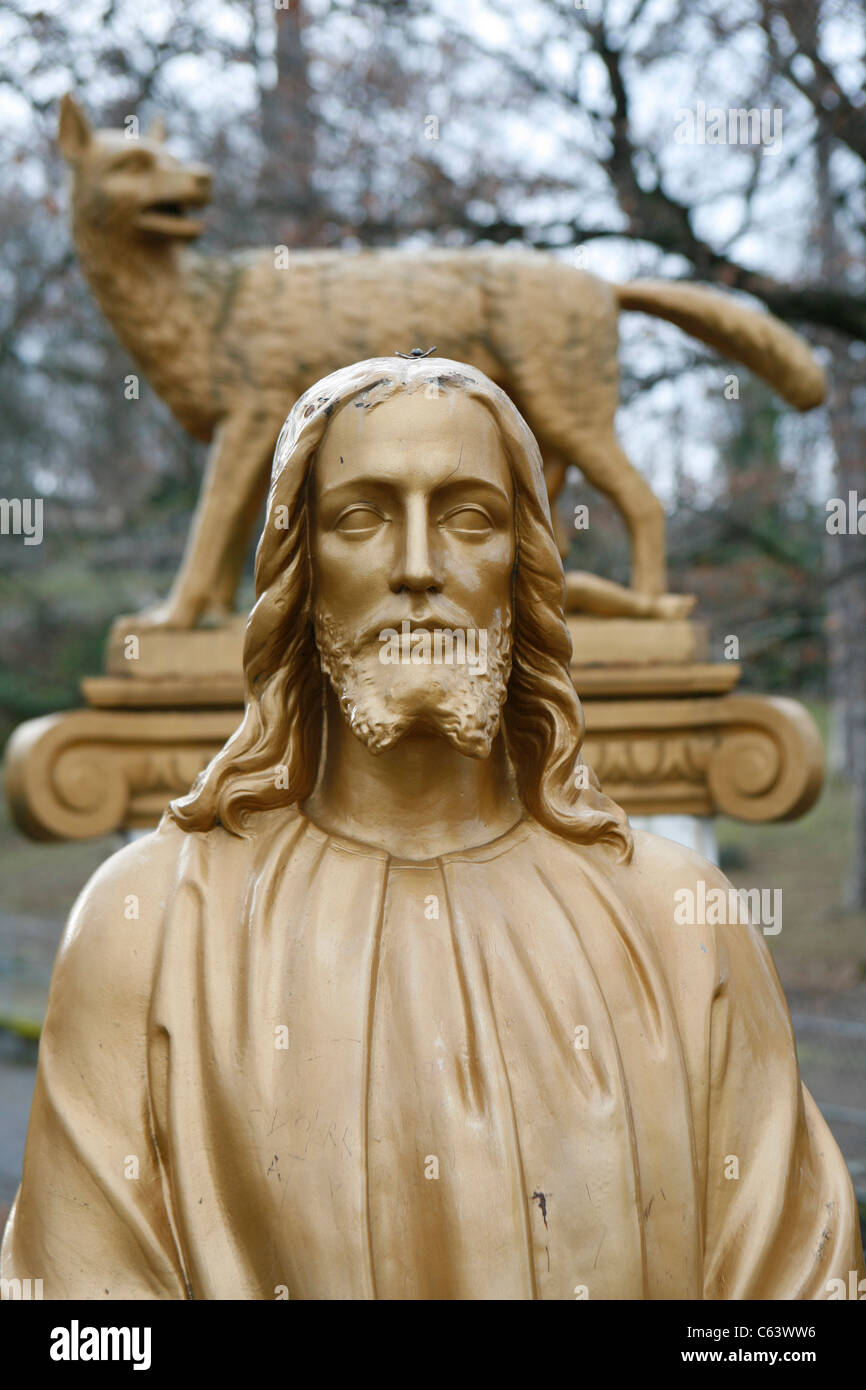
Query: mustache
316 600 507 654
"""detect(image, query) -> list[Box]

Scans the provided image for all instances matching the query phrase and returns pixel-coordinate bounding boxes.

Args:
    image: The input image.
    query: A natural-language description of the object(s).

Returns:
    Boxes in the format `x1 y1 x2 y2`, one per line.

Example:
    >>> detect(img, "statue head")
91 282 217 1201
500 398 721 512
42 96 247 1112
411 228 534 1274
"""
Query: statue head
58 94 212 242
170 356 632 860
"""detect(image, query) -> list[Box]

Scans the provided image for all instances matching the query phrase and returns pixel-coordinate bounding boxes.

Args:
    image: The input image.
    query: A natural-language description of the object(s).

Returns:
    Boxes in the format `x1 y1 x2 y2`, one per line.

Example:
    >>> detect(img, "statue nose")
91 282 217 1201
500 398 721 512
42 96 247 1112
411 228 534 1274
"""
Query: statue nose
390 503 441 593
191 165 212 196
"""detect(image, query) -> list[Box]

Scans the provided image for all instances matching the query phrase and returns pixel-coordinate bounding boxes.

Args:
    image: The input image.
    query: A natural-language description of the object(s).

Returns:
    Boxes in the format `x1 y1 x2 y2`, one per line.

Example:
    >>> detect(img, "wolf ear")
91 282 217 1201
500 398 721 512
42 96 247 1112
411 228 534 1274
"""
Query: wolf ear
58 94 92 162
147 115 167 142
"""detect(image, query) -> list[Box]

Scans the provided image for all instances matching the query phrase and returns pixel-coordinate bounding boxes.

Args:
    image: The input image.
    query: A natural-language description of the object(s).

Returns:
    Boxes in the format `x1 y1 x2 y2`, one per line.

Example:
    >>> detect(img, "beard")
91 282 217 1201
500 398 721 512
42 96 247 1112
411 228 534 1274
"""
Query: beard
313 605 513 758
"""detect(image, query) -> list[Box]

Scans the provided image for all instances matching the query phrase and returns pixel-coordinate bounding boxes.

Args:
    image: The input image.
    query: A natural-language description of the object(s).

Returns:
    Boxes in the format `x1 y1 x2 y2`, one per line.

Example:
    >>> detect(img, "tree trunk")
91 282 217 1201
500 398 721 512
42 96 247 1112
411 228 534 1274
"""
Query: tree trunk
257 0 321 246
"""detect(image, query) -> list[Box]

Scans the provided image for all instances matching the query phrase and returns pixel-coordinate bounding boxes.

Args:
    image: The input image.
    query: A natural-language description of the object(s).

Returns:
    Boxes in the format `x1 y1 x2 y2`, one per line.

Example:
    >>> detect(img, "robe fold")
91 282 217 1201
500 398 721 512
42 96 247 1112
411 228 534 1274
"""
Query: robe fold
2 808 862 1299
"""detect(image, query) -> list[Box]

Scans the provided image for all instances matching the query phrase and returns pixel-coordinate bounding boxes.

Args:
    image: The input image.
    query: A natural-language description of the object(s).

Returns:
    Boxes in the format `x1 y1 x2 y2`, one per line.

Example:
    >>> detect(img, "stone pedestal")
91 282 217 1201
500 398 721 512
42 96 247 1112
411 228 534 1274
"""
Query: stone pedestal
3 612 824 841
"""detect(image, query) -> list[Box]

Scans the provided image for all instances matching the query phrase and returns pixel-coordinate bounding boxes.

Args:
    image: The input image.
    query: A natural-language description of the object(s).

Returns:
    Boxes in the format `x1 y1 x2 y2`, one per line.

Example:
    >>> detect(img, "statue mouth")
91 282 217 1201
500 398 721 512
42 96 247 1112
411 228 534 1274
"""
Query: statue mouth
135 198 208 238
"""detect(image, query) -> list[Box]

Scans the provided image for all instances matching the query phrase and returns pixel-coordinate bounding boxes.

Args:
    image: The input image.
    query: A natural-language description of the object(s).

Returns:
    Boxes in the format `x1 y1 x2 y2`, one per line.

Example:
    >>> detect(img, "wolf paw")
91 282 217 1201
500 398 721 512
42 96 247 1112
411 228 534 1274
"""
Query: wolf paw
133 597 206 630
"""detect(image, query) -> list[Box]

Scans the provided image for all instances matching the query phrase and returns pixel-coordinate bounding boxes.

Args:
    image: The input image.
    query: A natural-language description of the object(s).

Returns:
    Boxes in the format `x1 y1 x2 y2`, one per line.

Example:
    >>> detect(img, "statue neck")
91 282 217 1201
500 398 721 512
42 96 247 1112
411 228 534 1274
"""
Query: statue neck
303 689 523 861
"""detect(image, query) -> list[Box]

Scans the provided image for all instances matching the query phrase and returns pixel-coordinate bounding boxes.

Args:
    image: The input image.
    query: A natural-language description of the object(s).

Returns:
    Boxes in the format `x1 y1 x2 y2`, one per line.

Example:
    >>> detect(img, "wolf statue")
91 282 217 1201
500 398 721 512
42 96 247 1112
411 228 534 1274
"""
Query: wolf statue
58 94 826 630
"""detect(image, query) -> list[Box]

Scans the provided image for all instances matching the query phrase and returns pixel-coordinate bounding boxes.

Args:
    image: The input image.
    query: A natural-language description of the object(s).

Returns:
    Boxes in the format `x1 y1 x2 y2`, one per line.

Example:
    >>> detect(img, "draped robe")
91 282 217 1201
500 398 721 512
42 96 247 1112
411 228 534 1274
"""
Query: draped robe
2 808 862 1299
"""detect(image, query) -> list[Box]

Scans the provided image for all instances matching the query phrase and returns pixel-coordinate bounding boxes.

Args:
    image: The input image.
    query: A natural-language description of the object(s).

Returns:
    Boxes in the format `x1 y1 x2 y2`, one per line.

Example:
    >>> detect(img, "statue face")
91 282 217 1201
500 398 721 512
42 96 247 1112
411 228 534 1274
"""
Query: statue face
309 387 516 755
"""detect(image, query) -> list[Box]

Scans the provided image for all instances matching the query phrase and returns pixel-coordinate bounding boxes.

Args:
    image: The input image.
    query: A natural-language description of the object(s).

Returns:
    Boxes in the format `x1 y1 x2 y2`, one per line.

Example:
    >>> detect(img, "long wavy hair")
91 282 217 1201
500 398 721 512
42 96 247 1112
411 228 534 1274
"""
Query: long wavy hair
169 357 632 861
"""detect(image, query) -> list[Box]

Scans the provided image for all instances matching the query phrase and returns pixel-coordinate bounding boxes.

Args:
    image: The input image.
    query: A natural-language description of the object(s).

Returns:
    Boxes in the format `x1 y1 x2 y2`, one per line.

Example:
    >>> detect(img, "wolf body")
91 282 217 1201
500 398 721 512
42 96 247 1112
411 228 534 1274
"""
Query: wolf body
59 95 825 628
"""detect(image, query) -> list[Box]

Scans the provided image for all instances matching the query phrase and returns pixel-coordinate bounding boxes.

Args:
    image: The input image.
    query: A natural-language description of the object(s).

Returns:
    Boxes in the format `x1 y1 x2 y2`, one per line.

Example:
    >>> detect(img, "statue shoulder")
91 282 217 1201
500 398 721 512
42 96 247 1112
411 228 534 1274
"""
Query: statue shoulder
626 826 731 901
47 817 198 1026
529 821 728 907
524 823 734 1013
621 827 777 991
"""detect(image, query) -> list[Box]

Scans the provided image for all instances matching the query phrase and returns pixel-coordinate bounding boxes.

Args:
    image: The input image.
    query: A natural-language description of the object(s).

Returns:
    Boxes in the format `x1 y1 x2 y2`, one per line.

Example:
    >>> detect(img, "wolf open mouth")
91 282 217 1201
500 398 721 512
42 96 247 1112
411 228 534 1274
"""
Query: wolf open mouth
148 201 189 218
135 198 207 238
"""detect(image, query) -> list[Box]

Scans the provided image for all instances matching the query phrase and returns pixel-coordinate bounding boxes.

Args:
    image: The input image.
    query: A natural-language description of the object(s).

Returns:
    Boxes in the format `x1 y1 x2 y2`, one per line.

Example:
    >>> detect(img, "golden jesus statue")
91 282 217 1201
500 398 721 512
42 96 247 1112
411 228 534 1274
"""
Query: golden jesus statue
3 357 862 1300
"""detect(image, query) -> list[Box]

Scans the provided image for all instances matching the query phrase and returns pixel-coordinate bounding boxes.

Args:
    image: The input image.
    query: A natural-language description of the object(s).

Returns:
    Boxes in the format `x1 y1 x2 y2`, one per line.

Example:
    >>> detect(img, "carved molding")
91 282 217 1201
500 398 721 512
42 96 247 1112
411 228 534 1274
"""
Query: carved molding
3 692 823 841
582 692 824 823
3 710 238 841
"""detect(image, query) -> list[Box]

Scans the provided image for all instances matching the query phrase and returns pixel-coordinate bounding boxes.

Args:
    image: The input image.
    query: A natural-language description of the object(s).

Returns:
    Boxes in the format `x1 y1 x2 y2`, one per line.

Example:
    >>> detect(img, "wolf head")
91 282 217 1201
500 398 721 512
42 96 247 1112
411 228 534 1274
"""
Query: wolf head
58 94 212 241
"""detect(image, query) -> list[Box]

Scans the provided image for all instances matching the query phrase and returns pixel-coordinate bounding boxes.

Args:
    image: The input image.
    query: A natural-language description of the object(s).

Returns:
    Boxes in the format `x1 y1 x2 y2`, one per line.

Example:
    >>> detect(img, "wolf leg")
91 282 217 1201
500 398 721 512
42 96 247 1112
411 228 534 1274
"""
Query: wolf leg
137 410 278 629
541 450 571 559
202 455 274 621
558 426 668 597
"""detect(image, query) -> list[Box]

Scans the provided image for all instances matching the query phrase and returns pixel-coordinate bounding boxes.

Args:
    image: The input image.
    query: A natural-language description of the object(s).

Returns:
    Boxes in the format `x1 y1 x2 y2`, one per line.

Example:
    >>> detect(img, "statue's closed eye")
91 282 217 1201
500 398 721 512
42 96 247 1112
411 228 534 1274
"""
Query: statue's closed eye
440 506 493 534
334 505 388 534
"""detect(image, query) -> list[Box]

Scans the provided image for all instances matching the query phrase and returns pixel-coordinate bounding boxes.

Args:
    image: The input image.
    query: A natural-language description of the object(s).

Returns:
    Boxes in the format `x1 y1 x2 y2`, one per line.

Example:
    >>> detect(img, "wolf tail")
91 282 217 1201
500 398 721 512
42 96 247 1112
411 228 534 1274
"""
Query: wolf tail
615 280 826 410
